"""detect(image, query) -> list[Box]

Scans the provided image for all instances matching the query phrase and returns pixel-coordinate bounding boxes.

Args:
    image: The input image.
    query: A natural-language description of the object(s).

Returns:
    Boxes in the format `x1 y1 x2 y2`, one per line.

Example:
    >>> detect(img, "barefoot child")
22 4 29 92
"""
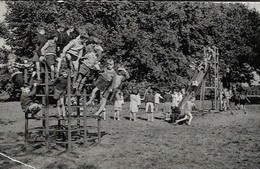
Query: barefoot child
20 83 42 119
53 69 68 118
239 89 250 114
145 89 155 122
175 97 195 125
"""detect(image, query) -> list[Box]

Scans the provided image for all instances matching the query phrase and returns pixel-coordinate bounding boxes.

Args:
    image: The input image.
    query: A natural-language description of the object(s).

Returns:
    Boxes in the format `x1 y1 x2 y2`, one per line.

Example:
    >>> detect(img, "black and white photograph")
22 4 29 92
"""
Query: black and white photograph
0 1 259 168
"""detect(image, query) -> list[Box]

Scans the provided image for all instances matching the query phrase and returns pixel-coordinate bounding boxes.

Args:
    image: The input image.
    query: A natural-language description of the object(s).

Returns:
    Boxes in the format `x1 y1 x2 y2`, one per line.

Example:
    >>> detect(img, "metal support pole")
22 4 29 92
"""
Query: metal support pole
25 113 28 148
97 118 101 145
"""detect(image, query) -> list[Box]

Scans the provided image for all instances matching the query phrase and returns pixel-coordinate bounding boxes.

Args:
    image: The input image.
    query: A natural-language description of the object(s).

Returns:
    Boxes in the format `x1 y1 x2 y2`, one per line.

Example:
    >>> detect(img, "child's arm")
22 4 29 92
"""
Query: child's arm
26 83 37 96
62 40 74 54
41 41 49 56
0 63 8 68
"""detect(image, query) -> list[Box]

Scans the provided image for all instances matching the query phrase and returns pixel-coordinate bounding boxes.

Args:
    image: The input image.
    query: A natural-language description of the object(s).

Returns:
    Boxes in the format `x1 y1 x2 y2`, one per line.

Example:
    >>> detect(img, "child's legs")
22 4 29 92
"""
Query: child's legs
56 57 62 73
35 62 41 80
130 112 133 120
57 99 62 116
187 112 193 124
28 103 42 115
95 97 107 116
60 97 66 116
133 112 137 121
50 65 55 80
176 115 188 123
117 110 120 120
79 76 87 92
74 73 83 89
87 87 99 104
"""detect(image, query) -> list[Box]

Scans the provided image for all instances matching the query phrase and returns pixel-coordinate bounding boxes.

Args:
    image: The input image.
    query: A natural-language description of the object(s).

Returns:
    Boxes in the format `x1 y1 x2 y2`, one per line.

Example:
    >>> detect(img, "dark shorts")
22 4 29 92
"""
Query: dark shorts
240 99 246 105
94 75 111 92
45 54 56 67
54 88 66 100
78 64 91 77
12 73 24 88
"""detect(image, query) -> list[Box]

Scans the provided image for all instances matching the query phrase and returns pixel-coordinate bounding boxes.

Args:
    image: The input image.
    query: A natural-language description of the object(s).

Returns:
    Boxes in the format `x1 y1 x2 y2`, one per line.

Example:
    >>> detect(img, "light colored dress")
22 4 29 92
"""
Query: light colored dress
114 92 122 111
130 94 139 113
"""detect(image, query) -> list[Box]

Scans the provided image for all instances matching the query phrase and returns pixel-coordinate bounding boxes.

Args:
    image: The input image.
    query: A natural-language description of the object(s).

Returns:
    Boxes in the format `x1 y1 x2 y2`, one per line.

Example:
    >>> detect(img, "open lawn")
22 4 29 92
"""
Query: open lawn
0 101 259 169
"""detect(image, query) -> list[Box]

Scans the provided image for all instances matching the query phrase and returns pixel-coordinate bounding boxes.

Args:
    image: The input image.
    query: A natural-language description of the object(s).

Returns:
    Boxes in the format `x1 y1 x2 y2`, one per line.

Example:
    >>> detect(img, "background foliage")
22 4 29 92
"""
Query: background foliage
1 1 260 91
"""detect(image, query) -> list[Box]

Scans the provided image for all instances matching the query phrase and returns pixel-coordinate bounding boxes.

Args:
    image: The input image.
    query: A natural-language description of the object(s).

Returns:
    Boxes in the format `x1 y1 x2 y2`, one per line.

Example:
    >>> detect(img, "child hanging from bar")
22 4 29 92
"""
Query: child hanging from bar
94 65 130 116
40 31 59 81
53 69 68 118
20 83 42 119
86 59 117 105
73 44 104 95
174 96 196 126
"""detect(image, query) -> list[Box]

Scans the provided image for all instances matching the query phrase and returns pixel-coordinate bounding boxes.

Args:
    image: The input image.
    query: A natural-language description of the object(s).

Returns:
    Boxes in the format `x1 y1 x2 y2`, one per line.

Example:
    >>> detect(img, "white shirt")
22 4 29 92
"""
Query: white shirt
154 93 163 104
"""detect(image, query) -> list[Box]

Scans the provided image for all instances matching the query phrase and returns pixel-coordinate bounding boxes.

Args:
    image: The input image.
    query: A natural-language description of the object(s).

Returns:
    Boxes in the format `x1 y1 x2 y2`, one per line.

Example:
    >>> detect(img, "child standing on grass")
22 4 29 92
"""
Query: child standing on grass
164 89 173 121
40 32 59 81
53 69 68 118
172 88 178 108
239 89 250 114
145 89 155 122
129 89 139 121
174 97 195 126
114 89 123 120
20 83 42 119
154 90 163 111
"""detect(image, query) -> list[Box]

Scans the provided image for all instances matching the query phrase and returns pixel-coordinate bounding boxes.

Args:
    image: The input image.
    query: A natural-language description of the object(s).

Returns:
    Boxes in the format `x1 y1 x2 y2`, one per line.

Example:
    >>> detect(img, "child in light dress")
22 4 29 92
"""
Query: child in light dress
114 89 123 120
129 89 140 121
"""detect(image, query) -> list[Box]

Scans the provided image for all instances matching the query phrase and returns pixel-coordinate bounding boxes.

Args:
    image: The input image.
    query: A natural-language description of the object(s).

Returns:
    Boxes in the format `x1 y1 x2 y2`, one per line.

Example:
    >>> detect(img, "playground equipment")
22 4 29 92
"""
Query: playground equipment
178 46 220 112
24 63 102 152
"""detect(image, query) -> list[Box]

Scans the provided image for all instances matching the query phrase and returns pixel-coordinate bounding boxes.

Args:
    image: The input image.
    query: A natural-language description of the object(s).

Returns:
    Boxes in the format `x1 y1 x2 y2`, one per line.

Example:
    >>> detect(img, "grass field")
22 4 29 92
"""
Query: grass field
0 101 259 169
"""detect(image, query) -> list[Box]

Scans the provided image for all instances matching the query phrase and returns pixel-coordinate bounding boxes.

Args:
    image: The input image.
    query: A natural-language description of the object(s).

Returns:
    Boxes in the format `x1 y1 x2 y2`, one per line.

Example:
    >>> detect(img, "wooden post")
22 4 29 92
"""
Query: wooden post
97 118 101 145
45 64 50 149
25 113 28 148
83 87 87 147
67 62 72 152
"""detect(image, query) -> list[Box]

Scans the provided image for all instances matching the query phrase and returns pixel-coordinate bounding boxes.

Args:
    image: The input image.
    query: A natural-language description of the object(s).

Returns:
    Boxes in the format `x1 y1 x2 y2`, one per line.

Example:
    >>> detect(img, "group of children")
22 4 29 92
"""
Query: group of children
0 23 131 119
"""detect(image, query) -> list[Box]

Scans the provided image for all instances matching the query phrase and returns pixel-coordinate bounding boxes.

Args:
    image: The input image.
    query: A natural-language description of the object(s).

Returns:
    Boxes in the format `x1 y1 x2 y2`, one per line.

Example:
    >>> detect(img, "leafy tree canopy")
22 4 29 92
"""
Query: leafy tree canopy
3 1 260 88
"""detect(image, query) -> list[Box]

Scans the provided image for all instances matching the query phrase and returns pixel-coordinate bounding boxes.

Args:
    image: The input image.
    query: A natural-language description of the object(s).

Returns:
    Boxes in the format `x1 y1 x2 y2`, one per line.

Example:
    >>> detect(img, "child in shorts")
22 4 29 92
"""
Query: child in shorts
86 59 117 105
174 97 195 126
53 69 68 117
145 89 155 122
94 65 130 116
40 32 58 81
164 89 172 121
73 44 104 95
20 83 42 119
